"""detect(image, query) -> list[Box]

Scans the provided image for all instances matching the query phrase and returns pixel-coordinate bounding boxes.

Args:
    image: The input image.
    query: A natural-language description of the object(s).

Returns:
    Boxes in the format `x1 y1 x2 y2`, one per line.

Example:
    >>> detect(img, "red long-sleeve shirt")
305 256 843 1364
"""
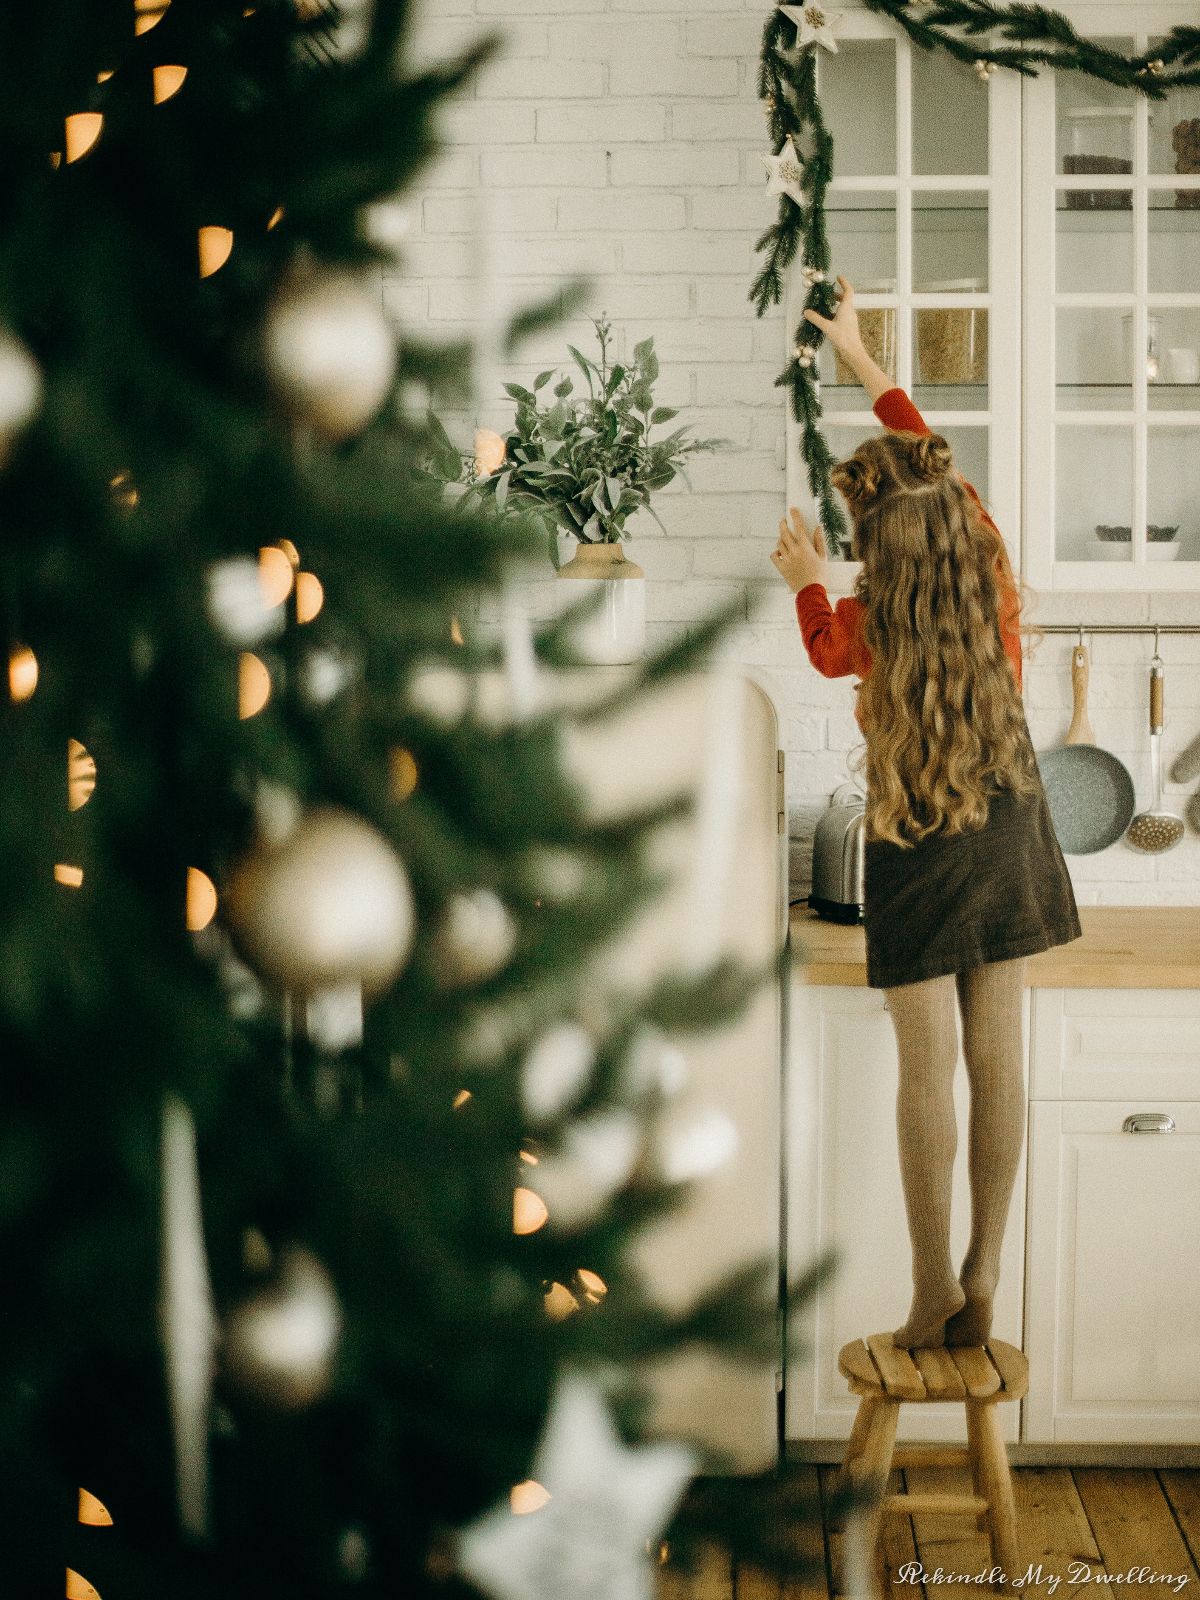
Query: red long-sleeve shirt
794 389 1022 729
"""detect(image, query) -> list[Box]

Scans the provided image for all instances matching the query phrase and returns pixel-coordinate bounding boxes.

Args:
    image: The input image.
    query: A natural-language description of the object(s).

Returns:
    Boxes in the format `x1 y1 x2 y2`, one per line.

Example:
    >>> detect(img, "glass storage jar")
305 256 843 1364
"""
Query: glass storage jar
915 280 988 385
1062 106 1135 209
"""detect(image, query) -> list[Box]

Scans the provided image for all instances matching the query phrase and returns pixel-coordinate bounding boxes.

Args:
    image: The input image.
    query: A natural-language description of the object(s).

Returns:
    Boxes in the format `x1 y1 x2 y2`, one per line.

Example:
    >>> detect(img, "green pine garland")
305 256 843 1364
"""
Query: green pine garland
753 1 1200 554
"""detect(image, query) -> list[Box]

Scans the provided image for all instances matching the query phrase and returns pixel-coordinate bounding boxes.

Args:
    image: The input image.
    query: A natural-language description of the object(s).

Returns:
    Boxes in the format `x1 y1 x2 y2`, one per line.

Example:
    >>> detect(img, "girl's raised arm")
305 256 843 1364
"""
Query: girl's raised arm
802 277 894 406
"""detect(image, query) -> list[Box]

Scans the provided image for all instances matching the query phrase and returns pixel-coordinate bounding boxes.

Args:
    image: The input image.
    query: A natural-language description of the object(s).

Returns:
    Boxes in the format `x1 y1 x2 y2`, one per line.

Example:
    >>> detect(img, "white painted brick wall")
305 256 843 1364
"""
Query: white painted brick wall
395 0 1200 907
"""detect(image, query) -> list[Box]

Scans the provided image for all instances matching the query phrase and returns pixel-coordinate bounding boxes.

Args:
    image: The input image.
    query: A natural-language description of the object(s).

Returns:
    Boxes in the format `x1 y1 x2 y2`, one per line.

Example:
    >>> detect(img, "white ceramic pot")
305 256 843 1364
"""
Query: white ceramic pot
556 542 646 665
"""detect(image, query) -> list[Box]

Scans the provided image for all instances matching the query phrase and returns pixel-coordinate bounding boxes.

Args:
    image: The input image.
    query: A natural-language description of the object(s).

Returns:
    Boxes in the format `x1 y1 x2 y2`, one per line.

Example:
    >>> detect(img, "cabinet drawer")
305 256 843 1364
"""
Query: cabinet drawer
1029 988 1200 1101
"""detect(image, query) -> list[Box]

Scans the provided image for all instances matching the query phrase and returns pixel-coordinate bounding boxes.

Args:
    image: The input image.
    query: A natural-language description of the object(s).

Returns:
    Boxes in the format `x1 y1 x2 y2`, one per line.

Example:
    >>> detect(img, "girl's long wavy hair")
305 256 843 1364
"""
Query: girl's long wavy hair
830 430 1038 848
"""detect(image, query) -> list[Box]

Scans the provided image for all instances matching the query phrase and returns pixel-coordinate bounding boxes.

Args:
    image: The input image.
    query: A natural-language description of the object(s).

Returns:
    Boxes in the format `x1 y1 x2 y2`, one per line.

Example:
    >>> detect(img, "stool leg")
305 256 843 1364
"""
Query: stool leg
847 1399 900 1600
842 1394 880 1474
967 1399 1021 1592
964 1401 989 1535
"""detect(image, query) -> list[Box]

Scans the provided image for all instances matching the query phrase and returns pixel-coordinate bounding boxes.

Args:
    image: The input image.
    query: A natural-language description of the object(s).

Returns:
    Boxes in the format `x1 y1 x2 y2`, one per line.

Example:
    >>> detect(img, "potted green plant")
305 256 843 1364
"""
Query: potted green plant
472 317 722 664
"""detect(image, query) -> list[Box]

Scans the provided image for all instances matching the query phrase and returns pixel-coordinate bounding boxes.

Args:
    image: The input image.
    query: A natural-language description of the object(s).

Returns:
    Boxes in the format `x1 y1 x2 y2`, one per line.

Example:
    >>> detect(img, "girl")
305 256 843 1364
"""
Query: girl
772 278 1081 1351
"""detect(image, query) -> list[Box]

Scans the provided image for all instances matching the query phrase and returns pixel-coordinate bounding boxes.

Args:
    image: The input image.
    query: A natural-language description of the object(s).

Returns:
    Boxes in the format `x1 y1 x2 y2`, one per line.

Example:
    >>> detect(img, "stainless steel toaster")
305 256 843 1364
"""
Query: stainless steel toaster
809 785 865 923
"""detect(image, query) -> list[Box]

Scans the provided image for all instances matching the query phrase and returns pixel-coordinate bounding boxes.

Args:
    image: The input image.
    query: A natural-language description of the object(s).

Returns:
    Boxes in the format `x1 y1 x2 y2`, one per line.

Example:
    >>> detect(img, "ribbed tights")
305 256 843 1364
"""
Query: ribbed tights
884 957 1027 1349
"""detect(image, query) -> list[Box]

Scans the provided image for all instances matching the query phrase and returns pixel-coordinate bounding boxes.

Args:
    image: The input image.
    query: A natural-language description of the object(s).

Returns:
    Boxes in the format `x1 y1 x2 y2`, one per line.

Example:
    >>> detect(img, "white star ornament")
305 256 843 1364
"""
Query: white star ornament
779 5 843 52
455 1372 697 1600
762 136 807 207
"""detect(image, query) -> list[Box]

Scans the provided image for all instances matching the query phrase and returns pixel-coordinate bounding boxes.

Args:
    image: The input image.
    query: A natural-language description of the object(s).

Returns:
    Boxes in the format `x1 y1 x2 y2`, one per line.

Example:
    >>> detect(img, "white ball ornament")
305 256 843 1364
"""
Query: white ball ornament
431 889 517 987
521 1023 597 1123
263 269 397 440
0 330 43 467
656 1104 739 1184
222 1246 342 1409
225 806 414 996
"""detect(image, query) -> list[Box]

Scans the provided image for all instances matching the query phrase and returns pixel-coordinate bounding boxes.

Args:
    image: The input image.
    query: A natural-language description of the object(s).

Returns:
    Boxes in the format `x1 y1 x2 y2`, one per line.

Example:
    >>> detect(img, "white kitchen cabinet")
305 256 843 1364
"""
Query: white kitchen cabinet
784 981 1026 1446
1023 987 1200 1445
786 2 1200 593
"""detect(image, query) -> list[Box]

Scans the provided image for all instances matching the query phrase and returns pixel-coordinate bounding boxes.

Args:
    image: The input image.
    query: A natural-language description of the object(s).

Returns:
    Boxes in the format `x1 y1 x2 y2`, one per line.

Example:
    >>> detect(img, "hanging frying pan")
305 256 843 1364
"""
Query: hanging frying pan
1036 643 1136 854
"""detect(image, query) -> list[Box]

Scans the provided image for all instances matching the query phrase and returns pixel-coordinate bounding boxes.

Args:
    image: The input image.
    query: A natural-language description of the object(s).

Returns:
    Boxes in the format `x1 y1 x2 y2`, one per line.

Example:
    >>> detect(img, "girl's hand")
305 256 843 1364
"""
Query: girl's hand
771 508 827 593
802 275 862 358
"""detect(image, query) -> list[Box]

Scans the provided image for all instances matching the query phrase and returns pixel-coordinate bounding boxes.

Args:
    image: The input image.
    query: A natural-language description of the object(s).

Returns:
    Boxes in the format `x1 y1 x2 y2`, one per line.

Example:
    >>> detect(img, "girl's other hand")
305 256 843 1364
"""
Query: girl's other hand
802 275 862 357
771 508 827 593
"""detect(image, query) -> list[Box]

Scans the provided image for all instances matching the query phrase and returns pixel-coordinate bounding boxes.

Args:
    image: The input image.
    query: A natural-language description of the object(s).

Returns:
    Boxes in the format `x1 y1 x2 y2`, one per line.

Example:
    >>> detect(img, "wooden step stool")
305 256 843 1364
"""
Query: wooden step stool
836 1333 1029 1596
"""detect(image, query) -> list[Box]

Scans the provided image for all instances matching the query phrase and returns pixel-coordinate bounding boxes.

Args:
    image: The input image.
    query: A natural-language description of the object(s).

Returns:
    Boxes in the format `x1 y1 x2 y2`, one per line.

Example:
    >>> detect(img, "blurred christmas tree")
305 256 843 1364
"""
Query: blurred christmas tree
0 2 844 1596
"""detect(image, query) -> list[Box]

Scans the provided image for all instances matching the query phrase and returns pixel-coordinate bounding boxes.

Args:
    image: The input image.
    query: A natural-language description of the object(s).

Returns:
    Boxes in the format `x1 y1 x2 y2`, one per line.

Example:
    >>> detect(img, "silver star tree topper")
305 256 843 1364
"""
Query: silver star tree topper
455 1372 697 1600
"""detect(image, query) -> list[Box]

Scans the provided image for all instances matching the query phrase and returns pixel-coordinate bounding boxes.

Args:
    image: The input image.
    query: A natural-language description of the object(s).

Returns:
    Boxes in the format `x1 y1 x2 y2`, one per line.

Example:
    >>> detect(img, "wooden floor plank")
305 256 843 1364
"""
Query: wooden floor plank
905 1463 996 1600
1010 1467 1110 1598
1074 1469 1198 1600
735 1559 784 1600
658 1467 1200 1600
1158 1471 1200 1581
823 1460 920 1598
781 1464 834 1600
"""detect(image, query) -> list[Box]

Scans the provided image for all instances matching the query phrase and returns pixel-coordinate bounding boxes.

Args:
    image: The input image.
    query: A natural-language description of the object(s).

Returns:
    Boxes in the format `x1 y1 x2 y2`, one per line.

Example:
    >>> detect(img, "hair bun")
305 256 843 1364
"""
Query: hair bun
831 453 882 503
908 432 954 485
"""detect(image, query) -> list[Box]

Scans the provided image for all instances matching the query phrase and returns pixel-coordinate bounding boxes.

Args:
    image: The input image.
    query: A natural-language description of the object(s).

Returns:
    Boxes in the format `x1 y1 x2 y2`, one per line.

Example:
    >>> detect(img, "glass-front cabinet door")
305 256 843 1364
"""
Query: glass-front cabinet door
1024 5 1200 589
784 13 1022 582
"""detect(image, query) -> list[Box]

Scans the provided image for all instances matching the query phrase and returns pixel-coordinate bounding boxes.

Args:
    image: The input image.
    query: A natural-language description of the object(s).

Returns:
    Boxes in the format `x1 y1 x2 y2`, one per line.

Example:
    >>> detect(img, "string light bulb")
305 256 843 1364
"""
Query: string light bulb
452 1089 472 1110
513 1187 548 1235
237 652 271 718
64 113 103 164
185 867 218 932
78 1490 113 1527
257 545 294 608
510 1481 551 1516
575 1268 607 1303
134 0 170 35
388 748 419 802
267 206 285 231
543 1282 579 1321
65 1570 102 1600
153 65 188 104
294 571 323 623
8 644 38 702
55 864 84 889
198 226 234 278
67 739 96 810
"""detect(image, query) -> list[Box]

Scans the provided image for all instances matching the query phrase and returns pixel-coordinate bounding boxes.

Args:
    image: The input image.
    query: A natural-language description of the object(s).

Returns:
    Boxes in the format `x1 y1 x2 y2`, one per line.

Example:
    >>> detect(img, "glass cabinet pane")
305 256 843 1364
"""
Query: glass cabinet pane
912 49 987 175
1147 429 1200 562
1149 308 1200 410
1056 199 1133 292
820 41 896 176
941 427 989 512
826 193 896 294
1056 427 1134 563
1148 189 1200 293
1055 307 1131 410
913 192 989 290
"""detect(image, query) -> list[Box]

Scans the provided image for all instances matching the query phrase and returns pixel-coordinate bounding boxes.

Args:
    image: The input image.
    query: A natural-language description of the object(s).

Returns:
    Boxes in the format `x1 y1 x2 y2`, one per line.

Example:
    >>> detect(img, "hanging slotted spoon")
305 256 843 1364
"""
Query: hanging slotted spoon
1126 650 1185 853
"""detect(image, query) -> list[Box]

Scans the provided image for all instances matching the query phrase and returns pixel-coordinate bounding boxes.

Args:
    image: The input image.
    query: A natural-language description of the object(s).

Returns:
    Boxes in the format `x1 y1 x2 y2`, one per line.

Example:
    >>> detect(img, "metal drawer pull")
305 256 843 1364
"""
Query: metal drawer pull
1122 1113 1176 1134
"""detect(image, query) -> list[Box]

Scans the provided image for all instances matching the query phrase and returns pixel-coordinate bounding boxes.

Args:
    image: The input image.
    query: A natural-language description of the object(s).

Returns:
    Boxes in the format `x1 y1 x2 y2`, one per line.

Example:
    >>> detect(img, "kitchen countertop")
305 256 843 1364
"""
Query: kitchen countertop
790 905 1200 988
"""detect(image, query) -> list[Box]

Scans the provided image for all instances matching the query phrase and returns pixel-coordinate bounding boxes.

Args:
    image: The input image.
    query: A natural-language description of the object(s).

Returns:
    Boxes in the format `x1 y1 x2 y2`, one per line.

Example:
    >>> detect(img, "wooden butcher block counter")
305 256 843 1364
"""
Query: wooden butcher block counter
790 905 1200 988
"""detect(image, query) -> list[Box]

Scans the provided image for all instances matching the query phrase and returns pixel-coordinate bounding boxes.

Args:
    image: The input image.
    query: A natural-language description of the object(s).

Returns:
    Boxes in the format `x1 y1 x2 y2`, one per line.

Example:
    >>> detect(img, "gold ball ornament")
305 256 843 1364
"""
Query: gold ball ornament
225 806 414 996
222 1247 342 1409
262 269 397 440
0 330 43 467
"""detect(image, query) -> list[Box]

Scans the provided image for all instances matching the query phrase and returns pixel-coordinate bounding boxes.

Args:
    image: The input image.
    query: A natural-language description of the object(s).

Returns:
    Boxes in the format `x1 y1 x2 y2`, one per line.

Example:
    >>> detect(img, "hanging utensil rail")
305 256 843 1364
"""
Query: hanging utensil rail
1037 625 1200 636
